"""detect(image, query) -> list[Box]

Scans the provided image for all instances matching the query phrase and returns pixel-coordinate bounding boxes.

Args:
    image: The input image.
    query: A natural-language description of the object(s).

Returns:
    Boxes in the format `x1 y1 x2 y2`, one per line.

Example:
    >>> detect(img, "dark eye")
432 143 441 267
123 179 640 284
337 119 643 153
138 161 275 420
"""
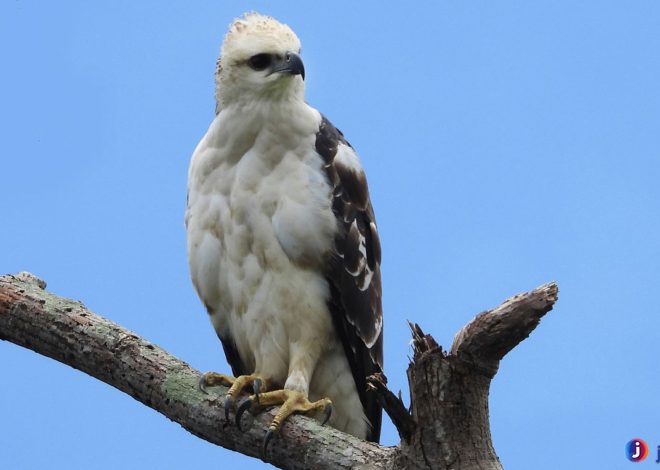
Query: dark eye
248 53 272 71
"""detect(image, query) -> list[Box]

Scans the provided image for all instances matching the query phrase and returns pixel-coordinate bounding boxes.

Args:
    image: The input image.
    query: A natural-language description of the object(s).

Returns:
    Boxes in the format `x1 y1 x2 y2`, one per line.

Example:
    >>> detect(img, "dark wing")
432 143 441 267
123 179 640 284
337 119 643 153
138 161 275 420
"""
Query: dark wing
315 116 384 443
219 335 248 378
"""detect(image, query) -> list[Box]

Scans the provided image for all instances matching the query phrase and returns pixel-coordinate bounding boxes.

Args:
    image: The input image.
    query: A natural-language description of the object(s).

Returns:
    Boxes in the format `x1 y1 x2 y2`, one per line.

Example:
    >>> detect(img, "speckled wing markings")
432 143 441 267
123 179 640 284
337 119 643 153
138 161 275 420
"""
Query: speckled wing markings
315 116 383 443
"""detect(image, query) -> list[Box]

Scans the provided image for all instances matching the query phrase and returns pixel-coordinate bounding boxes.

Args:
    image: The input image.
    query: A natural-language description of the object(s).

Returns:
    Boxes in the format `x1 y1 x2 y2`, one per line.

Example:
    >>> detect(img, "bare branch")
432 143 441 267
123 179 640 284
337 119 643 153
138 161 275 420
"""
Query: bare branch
397 285 558 469
0 273 559 470
366 372 416 442
450 282 559 361
0 273 396 470
408 321 442 360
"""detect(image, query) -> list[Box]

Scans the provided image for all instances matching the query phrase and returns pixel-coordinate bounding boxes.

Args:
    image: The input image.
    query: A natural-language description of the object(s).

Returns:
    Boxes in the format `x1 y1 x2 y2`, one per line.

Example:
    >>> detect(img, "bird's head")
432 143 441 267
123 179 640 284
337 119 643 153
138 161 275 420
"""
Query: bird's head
215 13 305 111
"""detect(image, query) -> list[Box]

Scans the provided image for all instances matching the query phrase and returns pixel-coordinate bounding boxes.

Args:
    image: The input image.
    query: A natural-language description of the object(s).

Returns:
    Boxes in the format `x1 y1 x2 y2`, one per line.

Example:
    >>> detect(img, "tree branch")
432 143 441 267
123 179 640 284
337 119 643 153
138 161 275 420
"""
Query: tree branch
0 272 558 469
396 283 558 469
366 372 416 442
451 282 559 360
0 273 395 470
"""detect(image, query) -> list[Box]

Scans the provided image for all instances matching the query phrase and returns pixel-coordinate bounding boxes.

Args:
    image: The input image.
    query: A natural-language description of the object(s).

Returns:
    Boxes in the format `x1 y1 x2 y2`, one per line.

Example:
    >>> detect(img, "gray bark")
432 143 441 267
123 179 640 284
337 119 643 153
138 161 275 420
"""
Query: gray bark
0 272 558 469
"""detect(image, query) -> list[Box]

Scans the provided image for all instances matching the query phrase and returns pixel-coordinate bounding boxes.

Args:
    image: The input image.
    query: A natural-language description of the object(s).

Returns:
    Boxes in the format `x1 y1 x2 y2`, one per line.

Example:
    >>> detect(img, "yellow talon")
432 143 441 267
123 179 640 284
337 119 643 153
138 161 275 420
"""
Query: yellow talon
198 372 234 394
198 372 270 422
234 389 333 458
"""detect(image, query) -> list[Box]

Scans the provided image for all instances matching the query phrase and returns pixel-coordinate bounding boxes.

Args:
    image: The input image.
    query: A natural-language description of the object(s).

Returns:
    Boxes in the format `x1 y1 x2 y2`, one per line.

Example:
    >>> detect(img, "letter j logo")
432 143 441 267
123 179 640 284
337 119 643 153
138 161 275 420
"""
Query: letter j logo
626 438 649 462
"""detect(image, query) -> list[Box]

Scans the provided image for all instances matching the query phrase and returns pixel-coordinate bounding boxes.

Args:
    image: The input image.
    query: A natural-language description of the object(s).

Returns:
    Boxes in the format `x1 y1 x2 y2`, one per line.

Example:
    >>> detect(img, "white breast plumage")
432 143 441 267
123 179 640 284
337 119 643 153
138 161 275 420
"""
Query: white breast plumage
187 12 383 445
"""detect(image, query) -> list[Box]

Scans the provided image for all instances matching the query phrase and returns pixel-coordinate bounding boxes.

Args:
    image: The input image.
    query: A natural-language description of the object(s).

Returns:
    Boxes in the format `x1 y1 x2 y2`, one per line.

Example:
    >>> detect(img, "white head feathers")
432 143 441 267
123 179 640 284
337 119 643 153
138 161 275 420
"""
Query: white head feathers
221 13 300 62
215 13 304 111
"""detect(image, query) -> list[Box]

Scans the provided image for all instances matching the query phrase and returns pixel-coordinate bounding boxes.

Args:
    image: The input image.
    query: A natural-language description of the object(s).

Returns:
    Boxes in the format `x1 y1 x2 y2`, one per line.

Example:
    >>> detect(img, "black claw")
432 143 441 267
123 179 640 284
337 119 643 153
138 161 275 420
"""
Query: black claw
253 378 262 404
235 398 253 432
262 429 275 459
198 375 209 394
224 396 234 423
321 403 333 426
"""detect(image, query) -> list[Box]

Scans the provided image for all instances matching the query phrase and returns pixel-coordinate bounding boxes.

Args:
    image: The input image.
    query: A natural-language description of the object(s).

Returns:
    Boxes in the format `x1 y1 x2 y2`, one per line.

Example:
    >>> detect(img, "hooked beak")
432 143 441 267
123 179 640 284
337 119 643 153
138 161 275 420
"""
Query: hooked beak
270 51 305 80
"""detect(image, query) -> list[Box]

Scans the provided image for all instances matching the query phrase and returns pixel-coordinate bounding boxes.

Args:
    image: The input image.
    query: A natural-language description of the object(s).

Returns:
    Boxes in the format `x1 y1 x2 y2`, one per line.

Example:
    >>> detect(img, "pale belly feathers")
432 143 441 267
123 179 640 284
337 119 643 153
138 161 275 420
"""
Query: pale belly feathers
186 102 366 438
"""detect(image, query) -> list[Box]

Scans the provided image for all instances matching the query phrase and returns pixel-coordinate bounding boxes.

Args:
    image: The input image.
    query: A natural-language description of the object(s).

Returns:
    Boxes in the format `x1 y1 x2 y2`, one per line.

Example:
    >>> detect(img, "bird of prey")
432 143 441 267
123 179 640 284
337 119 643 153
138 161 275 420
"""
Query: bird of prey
186 13 383 450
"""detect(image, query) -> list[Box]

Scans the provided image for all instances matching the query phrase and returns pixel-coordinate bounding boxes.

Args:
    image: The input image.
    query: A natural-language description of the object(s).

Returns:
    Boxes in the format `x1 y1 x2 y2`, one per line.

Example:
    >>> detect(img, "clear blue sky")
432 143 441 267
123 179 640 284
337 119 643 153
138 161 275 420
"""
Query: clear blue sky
2 2 659 469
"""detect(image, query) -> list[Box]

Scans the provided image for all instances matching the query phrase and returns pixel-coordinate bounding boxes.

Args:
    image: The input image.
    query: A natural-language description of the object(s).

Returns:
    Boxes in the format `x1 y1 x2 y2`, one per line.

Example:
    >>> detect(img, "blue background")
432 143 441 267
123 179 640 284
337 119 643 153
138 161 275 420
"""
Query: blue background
2 2 659 469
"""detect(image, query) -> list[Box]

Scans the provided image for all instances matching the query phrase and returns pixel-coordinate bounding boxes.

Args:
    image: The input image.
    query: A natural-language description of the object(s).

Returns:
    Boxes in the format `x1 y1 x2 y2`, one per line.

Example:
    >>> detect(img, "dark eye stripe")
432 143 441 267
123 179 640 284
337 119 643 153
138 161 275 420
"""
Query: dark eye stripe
248 53 272 71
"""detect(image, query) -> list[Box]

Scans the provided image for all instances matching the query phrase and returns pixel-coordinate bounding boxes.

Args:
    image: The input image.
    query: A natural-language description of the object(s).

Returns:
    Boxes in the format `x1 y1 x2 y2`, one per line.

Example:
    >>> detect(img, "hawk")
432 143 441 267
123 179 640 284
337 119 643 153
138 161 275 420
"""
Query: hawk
186 13 383 451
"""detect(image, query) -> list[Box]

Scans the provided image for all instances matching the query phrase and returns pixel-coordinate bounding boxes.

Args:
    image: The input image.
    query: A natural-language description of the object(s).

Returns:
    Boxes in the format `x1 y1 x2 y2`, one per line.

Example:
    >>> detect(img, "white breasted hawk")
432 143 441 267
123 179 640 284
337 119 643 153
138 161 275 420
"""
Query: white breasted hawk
186 13 383 450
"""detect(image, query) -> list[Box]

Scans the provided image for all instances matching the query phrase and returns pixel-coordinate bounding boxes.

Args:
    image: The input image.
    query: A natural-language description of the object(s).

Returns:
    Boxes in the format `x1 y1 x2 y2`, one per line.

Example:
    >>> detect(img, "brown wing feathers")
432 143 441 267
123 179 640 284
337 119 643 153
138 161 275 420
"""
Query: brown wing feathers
315 116 384 442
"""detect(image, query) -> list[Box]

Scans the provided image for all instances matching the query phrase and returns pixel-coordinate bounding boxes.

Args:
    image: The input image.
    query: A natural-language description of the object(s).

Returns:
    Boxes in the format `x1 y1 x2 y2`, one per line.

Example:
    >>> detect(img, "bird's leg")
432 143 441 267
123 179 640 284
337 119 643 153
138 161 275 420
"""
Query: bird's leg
236 389 333 457
199 372 271 422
